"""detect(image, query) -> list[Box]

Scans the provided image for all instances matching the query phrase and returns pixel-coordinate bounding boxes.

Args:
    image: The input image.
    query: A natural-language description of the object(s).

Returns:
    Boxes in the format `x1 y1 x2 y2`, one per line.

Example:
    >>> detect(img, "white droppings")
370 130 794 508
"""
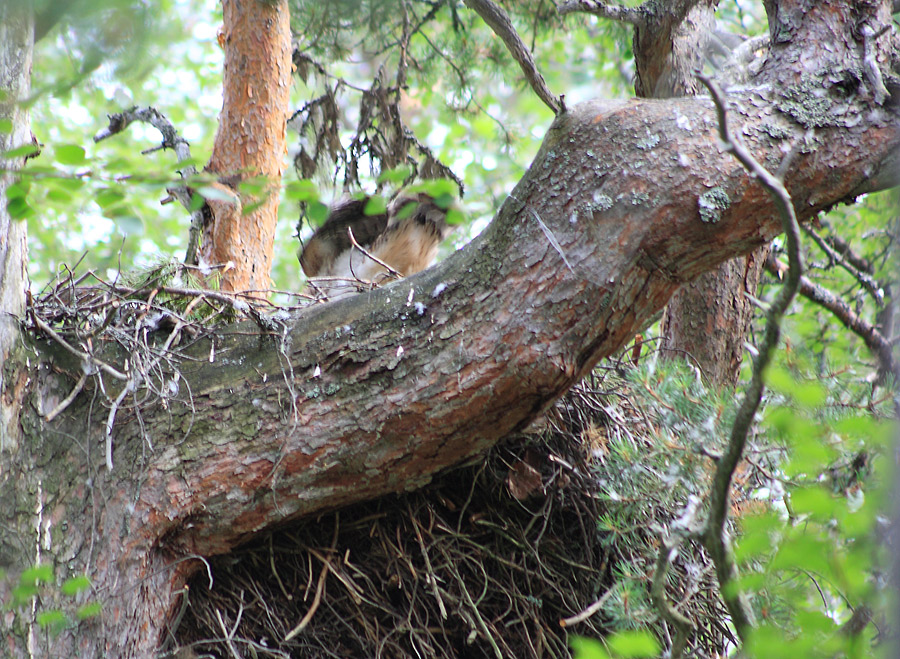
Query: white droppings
678 152 690 168
406 288 415 304
396 345 404 358
415 302 427 315
676 113 692 131
313 364 321 378
432 283 448 298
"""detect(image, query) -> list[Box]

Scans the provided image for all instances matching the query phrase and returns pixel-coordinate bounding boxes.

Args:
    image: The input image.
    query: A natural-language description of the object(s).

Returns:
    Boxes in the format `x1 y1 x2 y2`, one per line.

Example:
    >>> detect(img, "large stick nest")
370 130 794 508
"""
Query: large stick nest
164 365 744 659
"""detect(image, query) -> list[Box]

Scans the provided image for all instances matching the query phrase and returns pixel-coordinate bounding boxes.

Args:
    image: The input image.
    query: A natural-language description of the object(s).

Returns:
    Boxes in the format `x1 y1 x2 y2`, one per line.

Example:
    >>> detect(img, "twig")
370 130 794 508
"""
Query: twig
766 255 895 378
214 602 245 659
464 0 562 115
803 226 882 303
105 380 132 470
650 536 695 659
31 313 128 381
559 587 615 627
44 372 87 422
347 227 402 278
698 73 805 643
284 555 329 641
409 505 448 620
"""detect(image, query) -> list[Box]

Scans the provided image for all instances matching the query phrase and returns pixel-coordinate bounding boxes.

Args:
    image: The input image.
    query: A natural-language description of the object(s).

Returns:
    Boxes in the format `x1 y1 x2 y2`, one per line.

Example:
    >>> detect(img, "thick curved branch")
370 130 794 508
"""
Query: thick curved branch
464 0 562 114
37 87 899 655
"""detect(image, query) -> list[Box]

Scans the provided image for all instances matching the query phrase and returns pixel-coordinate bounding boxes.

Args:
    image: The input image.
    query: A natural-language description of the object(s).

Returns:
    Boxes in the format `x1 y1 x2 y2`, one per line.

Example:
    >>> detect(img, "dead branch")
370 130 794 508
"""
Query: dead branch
766 254 896 379
93 106 205 265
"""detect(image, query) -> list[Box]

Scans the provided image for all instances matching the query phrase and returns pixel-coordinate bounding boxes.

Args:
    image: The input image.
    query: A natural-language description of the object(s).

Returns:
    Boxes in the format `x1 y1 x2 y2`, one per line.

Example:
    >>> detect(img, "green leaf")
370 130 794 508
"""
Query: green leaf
76 602 102 620
391 199 417 220
37 610 68 633
95 187 126 209
21 563 54 585
4 181 29 199
793 381 827 408
570 636 611 659
2 143 40 159
284 179 319 202
43 176 85 192
55 144 86 166
188 192 205 211
434 192 455 210
46 188 74 203
764 366 795 396
364 196 387 216
307 200 329 224
61 575 92 596
377 165 413 184
11 583 38 605
0 118 12 134
790 486 837 519
241 198 266 215
446 208 466 225
606 630 660 657
196 185 236 203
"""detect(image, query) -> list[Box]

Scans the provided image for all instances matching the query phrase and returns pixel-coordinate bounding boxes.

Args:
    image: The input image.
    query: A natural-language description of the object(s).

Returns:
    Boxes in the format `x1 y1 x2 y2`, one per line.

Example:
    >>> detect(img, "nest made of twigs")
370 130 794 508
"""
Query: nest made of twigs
166 363 748 659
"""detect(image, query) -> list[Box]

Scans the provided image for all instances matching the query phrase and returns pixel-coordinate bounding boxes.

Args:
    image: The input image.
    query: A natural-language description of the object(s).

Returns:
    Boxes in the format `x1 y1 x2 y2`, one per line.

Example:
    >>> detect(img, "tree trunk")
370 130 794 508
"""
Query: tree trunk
634 0 771 388
1 0 897 656
200 0 292 293
0 0 40 652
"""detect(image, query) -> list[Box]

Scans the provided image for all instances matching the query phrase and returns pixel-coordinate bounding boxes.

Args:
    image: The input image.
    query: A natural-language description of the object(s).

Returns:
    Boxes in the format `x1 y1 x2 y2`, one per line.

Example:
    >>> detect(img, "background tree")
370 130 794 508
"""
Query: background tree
0 0 897 657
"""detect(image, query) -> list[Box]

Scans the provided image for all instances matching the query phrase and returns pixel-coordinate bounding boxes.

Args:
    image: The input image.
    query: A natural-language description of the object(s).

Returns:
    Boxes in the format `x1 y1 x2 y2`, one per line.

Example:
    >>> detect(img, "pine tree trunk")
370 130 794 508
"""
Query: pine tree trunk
200 0 292 293
633 0 770 388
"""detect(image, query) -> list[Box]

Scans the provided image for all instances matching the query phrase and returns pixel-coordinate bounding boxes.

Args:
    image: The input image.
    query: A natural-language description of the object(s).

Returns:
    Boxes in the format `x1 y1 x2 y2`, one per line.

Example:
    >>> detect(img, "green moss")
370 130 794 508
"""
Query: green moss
698 187 731 224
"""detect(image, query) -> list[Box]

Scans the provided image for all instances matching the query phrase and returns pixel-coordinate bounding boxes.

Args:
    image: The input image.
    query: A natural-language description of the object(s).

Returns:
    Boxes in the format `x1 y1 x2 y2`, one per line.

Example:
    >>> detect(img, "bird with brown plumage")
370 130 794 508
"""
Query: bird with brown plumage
299 192 455 300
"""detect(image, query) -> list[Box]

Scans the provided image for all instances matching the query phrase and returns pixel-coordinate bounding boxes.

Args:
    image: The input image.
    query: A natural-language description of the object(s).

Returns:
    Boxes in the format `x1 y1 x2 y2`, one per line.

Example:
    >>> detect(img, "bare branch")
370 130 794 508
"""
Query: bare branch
557 0 644 24
803 225 883 304
651 536 696 659
93 106 205 266
463 0 562 115
766 255 896 379
698 74 805 643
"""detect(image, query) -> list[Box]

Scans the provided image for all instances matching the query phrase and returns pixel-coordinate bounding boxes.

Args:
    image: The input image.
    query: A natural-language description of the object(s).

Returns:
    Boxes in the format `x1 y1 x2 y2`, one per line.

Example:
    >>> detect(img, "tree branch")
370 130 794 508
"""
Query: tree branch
93 106 206 266
766 254 896 379
557 0 644 24
699 74 805 642
464 0 562 114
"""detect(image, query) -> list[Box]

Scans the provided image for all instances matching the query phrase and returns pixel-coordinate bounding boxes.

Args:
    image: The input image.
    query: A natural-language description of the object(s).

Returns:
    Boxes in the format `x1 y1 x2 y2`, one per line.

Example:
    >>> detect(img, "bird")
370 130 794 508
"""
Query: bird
299 192 454 300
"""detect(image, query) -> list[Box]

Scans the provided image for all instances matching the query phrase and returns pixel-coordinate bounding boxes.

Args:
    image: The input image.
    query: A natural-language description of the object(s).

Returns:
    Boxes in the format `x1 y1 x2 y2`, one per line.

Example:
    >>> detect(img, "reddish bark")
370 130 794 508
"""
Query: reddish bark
201 0 292 293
